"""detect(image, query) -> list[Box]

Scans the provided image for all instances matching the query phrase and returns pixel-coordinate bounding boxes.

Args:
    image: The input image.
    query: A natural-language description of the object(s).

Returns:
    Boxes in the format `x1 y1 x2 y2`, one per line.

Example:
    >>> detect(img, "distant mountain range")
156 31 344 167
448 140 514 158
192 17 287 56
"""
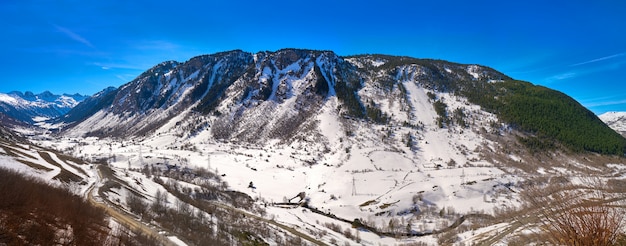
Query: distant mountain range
0 91 87 124
599 111 626 137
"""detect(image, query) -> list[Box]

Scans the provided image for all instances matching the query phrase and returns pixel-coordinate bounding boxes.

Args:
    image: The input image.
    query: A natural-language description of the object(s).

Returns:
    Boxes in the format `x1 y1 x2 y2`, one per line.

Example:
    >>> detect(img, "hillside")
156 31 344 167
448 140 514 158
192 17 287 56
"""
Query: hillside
471 81 626 154
61 49 624 155
0 167 109 245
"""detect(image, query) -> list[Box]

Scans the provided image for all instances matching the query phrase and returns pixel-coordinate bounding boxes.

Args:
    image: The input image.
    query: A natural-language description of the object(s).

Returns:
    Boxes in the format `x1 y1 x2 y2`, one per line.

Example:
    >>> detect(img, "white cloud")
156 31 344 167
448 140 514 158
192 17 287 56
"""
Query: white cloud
545 72 577 83
53 24 95 48
553 72 576 80
570 52 625 67
544 53 625 84
115 74 135 82
579 93 626 108
584 99 626 108
91 62 143 70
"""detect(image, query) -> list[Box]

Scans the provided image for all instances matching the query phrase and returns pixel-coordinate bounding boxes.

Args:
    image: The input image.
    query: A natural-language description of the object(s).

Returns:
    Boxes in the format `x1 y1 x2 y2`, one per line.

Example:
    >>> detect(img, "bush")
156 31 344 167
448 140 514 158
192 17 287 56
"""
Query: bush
522 178 626 245
0 167 109 245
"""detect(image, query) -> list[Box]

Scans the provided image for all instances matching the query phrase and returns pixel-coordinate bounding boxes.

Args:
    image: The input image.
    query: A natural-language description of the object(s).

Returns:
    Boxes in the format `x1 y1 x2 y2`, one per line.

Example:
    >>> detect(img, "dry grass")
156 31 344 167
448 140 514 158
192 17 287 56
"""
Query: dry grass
521 178 626 245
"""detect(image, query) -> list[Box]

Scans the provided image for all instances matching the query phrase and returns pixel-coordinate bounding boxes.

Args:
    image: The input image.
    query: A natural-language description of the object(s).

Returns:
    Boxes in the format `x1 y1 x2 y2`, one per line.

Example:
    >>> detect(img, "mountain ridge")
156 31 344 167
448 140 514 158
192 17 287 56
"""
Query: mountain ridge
0 90 88 124
59 48 625 155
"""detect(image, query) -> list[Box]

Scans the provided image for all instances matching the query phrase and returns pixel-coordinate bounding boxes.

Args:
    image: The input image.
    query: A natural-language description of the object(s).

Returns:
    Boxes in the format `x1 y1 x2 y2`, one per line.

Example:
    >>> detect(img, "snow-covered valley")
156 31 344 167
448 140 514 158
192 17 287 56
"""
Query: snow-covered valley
13 107 626 245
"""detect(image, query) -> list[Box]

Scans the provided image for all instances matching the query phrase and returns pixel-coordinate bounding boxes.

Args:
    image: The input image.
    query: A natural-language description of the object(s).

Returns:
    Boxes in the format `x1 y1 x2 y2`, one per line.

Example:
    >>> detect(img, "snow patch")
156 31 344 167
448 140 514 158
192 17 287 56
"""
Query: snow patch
466 65 482 80
371 59 385 67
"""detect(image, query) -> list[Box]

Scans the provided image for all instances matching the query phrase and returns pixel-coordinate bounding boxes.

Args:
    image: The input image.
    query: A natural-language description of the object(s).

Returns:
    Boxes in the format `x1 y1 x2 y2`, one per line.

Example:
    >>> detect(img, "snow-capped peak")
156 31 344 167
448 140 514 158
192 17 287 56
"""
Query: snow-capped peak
0 91 88 124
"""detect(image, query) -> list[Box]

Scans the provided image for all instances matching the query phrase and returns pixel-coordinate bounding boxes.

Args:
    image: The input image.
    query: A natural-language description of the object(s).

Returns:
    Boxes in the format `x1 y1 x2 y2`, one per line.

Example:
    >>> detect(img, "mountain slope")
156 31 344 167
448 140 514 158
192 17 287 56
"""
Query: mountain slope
62 49 625 155
599 111 626 137
470 80 626 154
0 91 87 124
61 87 118 124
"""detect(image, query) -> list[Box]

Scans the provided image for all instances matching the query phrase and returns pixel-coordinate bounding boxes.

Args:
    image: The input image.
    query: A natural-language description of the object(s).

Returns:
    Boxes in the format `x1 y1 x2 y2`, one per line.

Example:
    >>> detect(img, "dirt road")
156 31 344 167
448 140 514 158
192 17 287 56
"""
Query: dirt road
208 201 328 246
89 166 326 245
87 170 177 246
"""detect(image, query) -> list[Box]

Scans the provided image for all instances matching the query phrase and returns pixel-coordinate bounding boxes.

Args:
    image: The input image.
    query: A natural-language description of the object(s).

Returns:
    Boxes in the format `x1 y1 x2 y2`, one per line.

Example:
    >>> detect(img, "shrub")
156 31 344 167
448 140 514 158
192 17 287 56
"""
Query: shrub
521 178 626 245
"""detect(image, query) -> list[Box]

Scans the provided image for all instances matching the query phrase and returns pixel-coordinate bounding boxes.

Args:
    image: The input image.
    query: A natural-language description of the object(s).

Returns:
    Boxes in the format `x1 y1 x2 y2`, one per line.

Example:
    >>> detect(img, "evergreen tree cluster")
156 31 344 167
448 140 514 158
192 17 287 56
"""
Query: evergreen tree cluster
497 81 626 154
462 80 626 155
335 78 365 118
453 108 467 127
366 100 389 124
433 99 449 128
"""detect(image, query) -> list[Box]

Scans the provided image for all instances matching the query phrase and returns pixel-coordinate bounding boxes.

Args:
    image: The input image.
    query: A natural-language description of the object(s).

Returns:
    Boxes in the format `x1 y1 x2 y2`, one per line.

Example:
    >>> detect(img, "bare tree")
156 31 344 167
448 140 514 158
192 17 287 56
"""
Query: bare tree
521 178 626 245
152 189 168 215
126 193 147 217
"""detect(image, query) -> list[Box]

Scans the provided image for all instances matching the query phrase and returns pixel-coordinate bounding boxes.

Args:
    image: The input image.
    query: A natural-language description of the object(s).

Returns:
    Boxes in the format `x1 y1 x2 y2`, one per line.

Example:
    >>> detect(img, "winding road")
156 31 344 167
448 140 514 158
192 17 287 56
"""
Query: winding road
87 168 176 246
88 165 328 246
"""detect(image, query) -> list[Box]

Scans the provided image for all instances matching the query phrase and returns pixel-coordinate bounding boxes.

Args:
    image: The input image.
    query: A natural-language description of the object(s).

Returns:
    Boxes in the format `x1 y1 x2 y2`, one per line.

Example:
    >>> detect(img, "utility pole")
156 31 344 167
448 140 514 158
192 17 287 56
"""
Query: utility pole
352 177 357 196
461 168 466 186
139 145 144 166
108 143 112 165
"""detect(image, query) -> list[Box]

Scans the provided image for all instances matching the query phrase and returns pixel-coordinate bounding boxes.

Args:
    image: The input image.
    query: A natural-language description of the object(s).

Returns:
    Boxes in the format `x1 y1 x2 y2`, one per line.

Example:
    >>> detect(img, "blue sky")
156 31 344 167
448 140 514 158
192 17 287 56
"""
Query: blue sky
0 0 624 114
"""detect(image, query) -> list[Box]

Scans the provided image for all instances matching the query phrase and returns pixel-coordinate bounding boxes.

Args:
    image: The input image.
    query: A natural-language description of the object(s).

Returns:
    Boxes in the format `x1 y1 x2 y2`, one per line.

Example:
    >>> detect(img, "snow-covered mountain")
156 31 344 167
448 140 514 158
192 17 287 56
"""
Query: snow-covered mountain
62 49 508 139
0 91 87 124
7 48 626 245
599 111 626 136
62 49 622 155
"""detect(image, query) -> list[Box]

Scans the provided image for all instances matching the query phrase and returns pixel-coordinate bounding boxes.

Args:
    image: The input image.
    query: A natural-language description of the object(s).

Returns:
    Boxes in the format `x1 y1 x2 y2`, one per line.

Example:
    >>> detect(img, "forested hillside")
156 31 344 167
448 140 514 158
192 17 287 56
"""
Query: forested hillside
353 55 626 155
463 80 626 155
